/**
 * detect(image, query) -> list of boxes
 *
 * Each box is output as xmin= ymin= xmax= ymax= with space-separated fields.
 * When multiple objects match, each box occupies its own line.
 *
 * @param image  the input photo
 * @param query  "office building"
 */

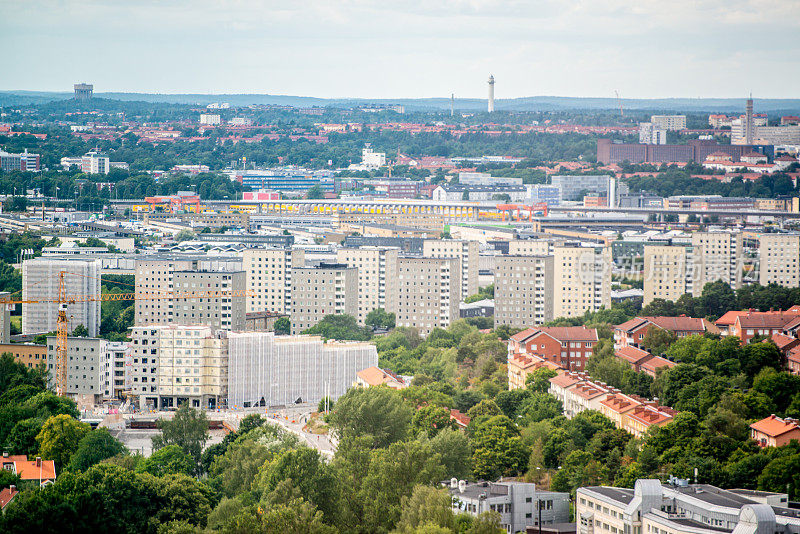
xmin=172 ymin=270 xmax=246 ymax=331
xmin=528 ymin=184 xmax=562 ymax=206
xmin=232 ymin=169 xmax=334 ymax=194
xmin=643 ymin=245 xmax=695 ymax=305
xmin=23 ymin=258 xmax=101 ymax=336
xmin=596 ymin=138 xmax=767 ymax=165
xmin=691 ymin=231 xmax=744 ymax=291
xmin=199 ymin=113 xmax=221 ymax=125
xmin=396 ymin=257 xmax=460 ymax=335
xmin=243 ymin=248 xmax=304 ymax=315
xmin=73 ymin=83 xmax=93 ymax=99
xmin=449 ymin=480 xmax=569 ymax=534
xmin=46 ymin=336 xmax=106 ymax=402
xmin=550 ymin=175 xmax=627 ymax=206
xmin=759 ymin=233 xmax=800 ymax=287
xmin=129 ymin=325 xmax=227 ymax=410
xmin=494 ymin=255 xmax=554 ymax=328
xmin=79 ymin=150 xmax=110 ymax=175
xmin=0 ymin=149 xmax=40 ymax=172
xmin=227 ymin=332 xmax=377 ymax=408
xmin=290 ymin=263 xmax=358 ymax=333
xmin=432 ymin=184 xmax=529 ymax=202
xmin=336 ymin=247 xmax=399 ymax=324
xmin=458 ymin=172 xmax=523 ymax=186
xmin=639 ymin=122 xmax=667 ymax=144
xmin=650 ymin=114 xmax=687 ymax=130
xmin=553 ymin=245 xmax=612 ymax=319
xmin=423 ymin=239 xmax=479 ymax=300
xmin=577 ymin=479 xmax=800 ymax=534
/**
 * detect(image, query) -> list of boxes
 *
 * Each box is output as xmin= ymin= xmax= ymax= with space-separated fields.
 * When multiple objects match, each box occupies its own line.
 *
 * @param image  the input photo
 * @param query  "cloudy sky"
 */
xmin=2 ymin=0 xmax=798 ymax=99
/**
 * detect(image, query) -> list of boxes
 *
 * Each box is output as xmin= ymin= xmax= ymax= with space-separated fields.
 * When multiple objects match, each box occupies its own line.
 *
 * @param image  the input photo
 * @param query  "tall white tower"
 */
xmin=488 ymin=75 xmax=495 ymax=113
xmin=745 ymin=93 xmax=754 ymax=145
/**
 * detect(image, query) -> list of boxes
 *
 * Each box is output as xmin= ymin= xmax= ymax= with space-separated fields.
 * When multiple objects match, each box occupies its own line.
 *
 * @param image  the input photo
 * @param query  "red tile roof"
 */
xmin=615 ymin=346 xmax=652 ymax=365
xmin=750 ymin=415 xmax=800 ymax=438
xmin=771 ymin=333 xmax=799 ymax=350
xmin=640 ymin=356 xmax=677 ymax=373
xmin=627 ymin=404 xmax=674 ymax=426
xmin=450 ymin=409 xmax=471 ymax=428
xmin=512 ymin=326 xmax=598 ymax=344
xmin=12 ymin=458 xmax=56 ymax=481
xmin=736 ymin=312 xmax=800 ymax=329
xmin=644 ymin=316 xmax=707 ymax=332
xmin=0 ymin=487 xmax=17 ymax=509
xmin=600 ymin=393 xmax=640 ymax=413
xmin=549 ymin=372 xmax=583 ymax=389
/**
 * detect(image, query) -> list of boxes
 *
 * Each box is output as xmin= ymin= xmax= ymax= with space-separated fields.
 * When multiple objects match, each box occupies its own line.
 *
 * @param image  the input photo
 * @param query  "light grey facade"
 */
xmin=550 ymin=175 xmax=628 ymax=205
xmin=46 ymin=336 xmax=106 ymax=402
xmin=448 ymin=480 xmax=570 ymax=534
xmin=290 ymin=263 xmax=358 ymax=333
xmin=494 ymin=255 xmax=554 ymax=328
xmin=172 ymin=270 xmax=246 ymax=331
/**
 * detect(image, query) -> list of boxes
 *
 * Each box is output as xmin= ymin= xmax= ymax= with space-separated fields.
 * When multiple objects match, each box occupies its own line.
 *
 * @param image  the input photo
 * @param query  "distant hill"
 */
xmin=2 ymin=90 xmax=800 ymax=114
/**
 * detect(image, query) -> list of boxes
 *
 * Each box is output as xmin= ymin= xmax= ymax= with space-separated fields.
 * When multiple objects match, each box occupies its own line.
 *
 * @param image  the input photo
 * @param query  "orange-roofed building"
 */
xmin=732 ymin=311 xmax=800 ymax=344
xmin=0 ymin=485 xmax=18 ymax=510
xmin=614 ymin=316 xmax=709 ymax=350
xmin=355 ymin=366 xmax=409 ymax=389
xmin=623 ymin=404 xmax=676 ymax=438
xmin=507 ymin=351 xmax=563 ymax=390
xmin=450 ymin=409 xmax=471 ymax=429
xmin=615 ymin=346 xmax=653 ymax=372
xmin=771 ymin=333 xmax=800 ymax=356
xmin=750 ymin=415 xmax=800 ymax=448
xmin=640 ymin=356 xmax=677 ymax=377
xmin=598 ymin=393 xmax=641 ymax=429
xmin=509 ymin=326 xmax=598 ymax=373
xmin=0 ymin=454 xmax=56 ymax=485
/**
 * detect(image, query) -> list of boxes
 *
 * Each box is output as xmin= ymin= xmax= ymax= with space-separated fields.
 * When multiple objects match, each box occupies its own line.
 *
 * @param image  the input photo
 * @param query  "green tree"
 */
xmin=411 ymin=405 xmax=456 ymax=438
xmin=525 ymin=368 xmax=558 ymax=393
xmin=152 ymin=405 xmax=209 ymax=474
xmin=395 ymin=485 xmax=455 ymax=533
xmin=641 ymin=327 xmax=677 ymax=355
xmin=472 ymin=415 xmax=530 ymax=479
xmin=136 ymin=444 xmax=195 ymax=477
xmin=306 ymin=185 xmax=326 ymax=199
xmin=35 ymin=414 xmax=91 ymax=470
xmin=302 ymin=314 xmax=372 ymax=341
xmin=274 ymin=316 xmax=291 ymax=335
xmin=329 ymin=386 xmax=413 ymax=448
xmin=174 ymin=229 xmax=196 ymax=242
xmin=67 ymin=428 xmax=126 ymax=472
xmin=366 ymin=308 xmax=396 ymax=330
xmin=758 ymin=453 xmax=800 ymax=500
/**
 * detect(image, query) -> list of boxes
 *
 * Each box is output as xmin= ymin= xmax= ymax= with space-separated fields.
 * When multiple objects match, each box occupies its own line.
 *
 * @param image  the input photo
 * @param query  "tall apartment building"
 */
xmin=423 ymin=239 xmax=479 ymax=300
xmin=227 ymin=332 xmax=378 ymax=408
xmin=135 ymin=258 xmax=195 ymax=326
xmin=290 ymin=263 xmax=358 ymax=334
xmin=130 ymin=325 xmax=227 ymax=410
xmin=650 ymin=114 xmax=687 ymax=130
xmin=508 ymin=239 xmax=554 ymax=256
xmin=243 ymin=248 xmax=305 ymax=314
xmin=336 ymin=247 xmax=399 ymax=324
xmin=553 ymin=245 xmax=611 ymax=319
xmin=639 ymin=122 xmax=667 ymax=144
xmin=759 ymin=233 xmax=800 ymax=287
xmin=692 ymin=231 xmax=744 ymax=291
xmin=23 ymin=258 xmax=101 ymax=336
xmin=172 ymin=270 xmax=246 ymax=331
xmin=101 ymin=341 xmax=131 ymax=399
xmin=396 ymin=257 xmax=460 ymax=335
xmin=494 ymin=255 xmax=554 ymax=328
xmin=46 ymin=336 xmax=106 ymax=403
xmin=643 ymin=245 xmax=694 ymax=305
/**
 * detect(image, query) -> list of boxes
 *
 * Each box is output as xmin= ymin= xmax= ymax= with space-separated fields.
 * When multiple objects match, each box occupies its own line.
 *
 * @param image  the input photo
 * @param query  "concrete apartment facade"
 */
xmin=172 ymin=270 xmax=246 ymax=331
xmin=643 ymin=245 xmax=695 ymax=305
xmin=23 ymin=258 xmax=101 ymax=336
xmin=0 ymin=343 xmax=47 ymax=369
xmin=494 ymin=255 xmax=554 ymax=328
xmin=243 ymin=248 xmax=305 ymax=314
xmin=759 ymin=233 xmax=800 ymax=287
xmin=336 ymin=247 xmax=399 ymax=324
xmin=102 ymin=341 xmax=131 ymax=399
xmin=692 ymin=231 xmax=744 ymax=291
xmin=396 ymin=257 xmax=460 ymax=335
xmin=553 ymin=245 xmax=612 ymax=319
xmin=46 ymin=336 xmax=106 ymax=402
xmin=290 ymin=263 xmax=358 ymax=333
xmin=135 ymin=259 xmax=195 ymax=326
xmin=508 ymin=239 xmax=555 ymax=256
xmin=423 ymin=239 xmax=479 ymax=300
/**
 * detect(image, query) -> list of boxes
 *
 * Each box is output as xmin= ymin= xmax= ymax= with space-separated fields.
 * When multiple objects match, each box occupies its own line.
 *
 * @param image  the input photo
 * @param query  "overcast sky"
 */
xmin=2 ymin=0 xmax=798 ymax=99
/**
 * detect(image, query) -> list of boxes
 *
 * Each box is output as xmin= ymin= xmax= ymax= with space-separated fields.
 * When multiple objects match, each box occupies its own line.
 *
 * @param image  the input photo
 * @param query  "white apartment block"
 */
xmin=243 ymin=248 xmax=305 ymax=314
xmin=691 ymin=231 xmax=744 ymax=290
xmin=130 ymin=325 xmax=227 ymax=410
xmin=227 ymin=332 xmax=377 ymax=408
xmin=577 ymin=480 xmax=799 ymax=534
xmin=643 ymin=245 xmax=695 ymax=305
xmin=23 ymin=258 xmax=101 ymax=336
xmin=396 ymin=257 xmax=460 ymax=336
xmin=81 ymin=150 xmax=110 ymax=175
xmin=650 ymin=114 xmax=687 ymax=130
xmin=639 ymin=123 xmax=667 ymax=145
xmin=423 ymin=239 xmax=479 ymax=300
xmin=336 ymin=247 xmax=399 ymax=324
xmin=290 ymin=263 xmax=358 ymax=334
xmin=199 ymin=113 xmax=221 ymax=125
xmin=172 ymin=270 xmax=246 ymax=331
xmin=494 ymin=255 xmax=554 ymax=328
xmin=46 ymin=336 xmax=106 ymax=403
xmin=135 ymin=259 xmax=195 ymax=326
xmin=759 ymin=233 xmax=800 ymax=288
xmin=102 ymin=341 xmax=131 ymax=399
xmin=553 ymin=245 xmax=612 ymax=319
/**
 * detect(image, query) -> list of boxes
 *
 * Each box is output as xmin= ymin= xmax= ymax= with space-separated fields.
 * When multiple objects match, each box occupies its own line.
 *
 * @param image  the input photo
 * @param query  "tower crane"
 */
xmin=0 ymin=271 xmax=251 ymax=396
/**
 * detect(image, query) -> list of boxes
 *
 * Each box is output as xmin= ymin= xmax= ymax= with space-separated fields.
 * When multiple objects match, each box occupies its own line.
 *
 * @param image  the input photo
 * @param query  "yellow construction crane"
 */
xmin=0 ymin=271 xmax=251 ymax=396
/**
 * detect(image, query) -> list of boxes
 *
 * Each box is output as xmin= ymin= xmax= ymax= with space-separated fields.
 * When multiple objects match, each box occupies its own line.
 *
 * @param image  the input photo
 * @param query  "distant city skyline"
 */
xmin=1 ymin=0 xmax=799 ymax=99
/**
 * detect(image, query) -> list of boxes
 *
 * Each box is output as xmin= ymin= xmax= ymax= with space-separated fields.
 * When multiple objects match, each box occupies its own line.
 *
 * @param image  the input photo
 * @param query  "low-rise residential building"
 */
xmin=509 ymin=326 xmax=598 ymax=374
xmin=749 ymin=414 xmax=800 ymax=448
xmin=614 ymin=316 xmax=711 ymax=350
xmin=0 ymin=343 xmax=47 ymax=369
xmin=355 ymin=366 xmax=409 ymax=389
xmin=0 ymin=454 xmax=56 ymax=486
xmin=614 ymin=346 xmax=676 ymax=377
xmin=448 ymin=480 xmax=570 ymax=534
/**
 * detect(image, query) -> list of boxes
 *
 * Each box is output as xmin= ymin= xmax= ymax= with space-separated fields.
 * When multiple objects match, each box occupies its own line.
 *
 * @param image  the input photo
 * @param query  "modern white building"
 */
xmin=639 ymin=122 xmax=667 ymax=145
xmin=361 ymin=146 xmax=386 ymax=168
xmin=227 ymin=332 xmax=377 ymax=408
xmin=650 ymin=115 xmax=687 ymax=130
xmin=199 ymin=113 xmax=221 ymax=125
xmin=23 ymin=258 xmax=102 ymax=336
xmin=80 ymin=150 xmax=110 ymax=175
xmin=458 ymin=172 xmax=522 ymax=186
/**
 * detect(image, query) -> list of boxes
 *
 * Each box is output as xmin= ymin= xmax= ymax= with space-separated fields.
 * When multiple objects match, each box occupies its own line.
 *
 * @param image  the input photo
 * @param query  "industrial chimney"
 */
xmin=488 ymin=75 xmax=495 ymax=113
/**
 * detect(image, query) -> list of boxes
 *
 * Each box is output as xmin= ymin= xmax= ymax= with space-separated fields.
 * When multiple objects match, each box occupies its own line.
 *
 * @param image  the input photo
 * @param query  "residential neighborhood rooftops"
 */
xmin=512 ymin=326 xmax=598 ymax=344
xmin=749 ymin=415 xmax=800 ymax=438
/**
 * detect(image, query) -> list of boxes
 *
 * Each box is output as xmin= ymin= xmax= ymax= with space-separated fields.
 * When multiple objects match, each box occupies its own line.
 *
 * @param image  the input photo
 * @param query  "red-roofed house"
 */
xmin=788 ymin=348 xmax=800 ymax=375
xmin=509 ymin=326 xmax=598 ymax=373
xmin=614 ymin=316 xmax=709 ymax=350
xmin=615 ymin=346 xmax=654 ymax=372
xmin=623 ymin=404 xmax=676 ymax=438
xmin=598 ymin=393 xmax=641 ymax=429
xmin=0 ymin=485 xmax=18 ymax=510
xmin=640 ymin=356 xmax=677 ymax=377
xmin=771 ymin=333 xmax=800 ymax=356
xmin=732 ymin=311 xmax=800 ymax=344
xmin=0 ymin=455 xmax=56 ymax=485
xmin=450 ymin=409 xmax=471 ymax=429
xmin=750 ymin=415 xmax=800 ymax=448
xmin=355 ymin=366 xmax=409 ymax=389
